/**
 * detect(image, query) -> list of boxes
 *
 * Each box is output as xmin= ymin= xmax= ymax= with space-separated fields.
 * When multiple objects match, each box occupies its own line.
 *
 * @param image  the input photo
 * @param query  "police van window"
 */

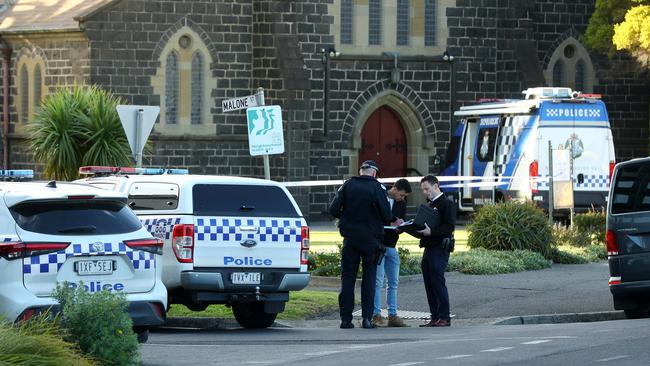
xmin=10 ymin=200 xmax=142 ymax=235
xmin=128 ymin=182 xmax=179 ymax=210
xmin=611 ymin=163 xmax=650 ymax=214
xmin=476 ymin=127 xmax=498 ymax=162
xmin=193 ymin=184 xmax=299 ymax=217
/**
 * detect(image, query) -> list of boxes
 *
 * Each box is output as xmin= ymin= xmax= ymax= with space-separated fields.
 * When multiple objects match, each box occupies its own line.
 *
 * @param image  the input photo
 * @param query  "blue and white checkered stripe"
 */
xmin=141 ymin=217 xmax=182 ymax=240
xmin=23 ymin=242 xmax=155 ymax=275
xmin=495 ymin=116 xmax=527 ymax=175
xmin=537 ymin=175 xmax=610 ymax=190
xmin=195 ymin=217 xmax=303 ymax=243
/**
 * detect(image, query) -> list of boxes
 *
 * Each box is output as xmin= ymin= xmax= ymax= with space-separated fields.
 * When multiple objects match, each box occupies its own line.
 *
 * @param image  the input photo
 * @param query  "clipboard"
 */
xmin=384 ymin=204 xmax=440 ymax=238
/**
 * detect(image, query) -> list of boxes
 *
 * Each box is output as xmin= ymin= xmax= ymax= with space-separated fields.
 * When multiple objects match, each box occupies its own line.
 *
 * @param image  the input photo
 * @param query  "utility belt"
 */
xmin=420 ymin=236 xmax=455 ymax=252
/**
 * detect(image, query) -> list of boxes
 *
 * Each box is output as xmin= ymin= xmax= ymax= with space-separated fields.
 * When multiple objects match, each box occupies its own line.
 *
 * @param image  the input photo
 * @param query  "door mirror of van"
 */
xmin=577 ymin=173 xmax=585 ymax=184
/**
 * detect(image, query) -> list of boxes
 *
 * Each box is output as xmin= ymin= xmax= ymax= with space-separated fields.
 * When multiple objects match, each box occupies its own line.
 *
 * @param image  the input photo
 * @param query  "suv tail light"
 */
xmin=609 ymin=161 xmax=616 ymax=184
xmin=172 ymin=224 xmax=194 ymax=263
xmin=0 ymin=242 xmax=70 ymax=260
xmin=124 ymin=238 xmax=163 ymax=255
xmin=529 ymin=160 xmax=539 ymax=194
xmin=606 ymin=229 xmax=619 ymax=256
xmin=300 ymin=226 xmax=310 ymax=266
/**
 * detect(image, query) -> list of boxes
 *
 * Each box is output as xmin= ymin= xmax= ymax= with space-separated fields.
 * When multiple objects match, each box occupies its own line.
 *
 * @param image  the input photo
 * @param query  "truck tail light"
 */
xmin=124 ymin=238 xmax=164 ymax=255
xmin=529 ymin=160 xmax=539 ymax=194
xmin=0 ymin=242 xmax=70 ymax=260
xmin=172 ymin=224 xmax=194 ymax=263
xmin=300 ymin=226 xmax=310 ymax=265
xmin=609 ymin=161 xmax=616 ymax=184
xmin=606 ymin=229 xmax=619 ymax=256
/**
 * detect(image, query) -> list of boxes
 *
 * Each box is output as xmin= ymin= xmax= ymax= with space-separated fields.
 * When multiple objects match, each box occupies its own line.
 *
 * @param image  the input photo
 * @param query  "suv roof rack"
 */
xmin=79 ymin=166 xmax=189 ymax=176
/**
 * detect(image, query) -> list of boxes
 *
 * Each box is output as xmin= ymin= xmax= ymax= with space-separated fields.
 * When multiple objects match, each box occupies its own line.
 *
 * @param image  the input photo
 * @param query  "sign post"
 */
xmin=221 ymin=88 xmax=282 ymax=180
xmin=116 ymin=105 xmax=160 ymax=168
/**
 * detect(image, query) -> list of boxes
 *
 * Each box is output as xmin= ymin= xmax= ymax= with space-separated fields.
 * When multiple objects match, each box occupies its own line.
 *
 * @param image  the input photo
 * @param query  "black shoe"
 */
xmin=362 ymin=318 xmax=376 ymax=329
xmin=340 ymin=320 xmax=354 ymax=329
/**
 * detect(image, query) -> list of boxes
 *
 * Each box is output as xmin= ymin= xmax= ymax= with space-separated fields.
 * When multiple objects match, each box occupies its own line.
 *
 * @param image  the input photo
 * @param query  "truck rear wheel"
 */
xmin=232 ymin=302 xmax=277 ymax=329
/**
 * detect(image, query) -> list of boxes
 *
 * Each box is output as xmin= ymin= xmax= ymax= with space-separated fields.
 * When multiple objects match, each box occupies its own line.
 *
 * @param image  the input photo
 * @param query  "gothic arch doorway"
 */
xmin=359 ymin=106 xmax=407 ymax=177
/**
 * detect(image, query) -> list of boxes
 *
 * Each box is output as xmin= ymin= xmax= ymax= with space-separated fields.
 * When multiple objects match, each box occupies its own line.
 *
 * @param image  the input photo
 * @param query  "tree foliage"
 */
xmin=585 ymin=0 xmax=650 ymax=60
xmin=28 ymin=85 xmax=132 ymax=180
xmin=613 ymin=4 xmax=650 ymax=62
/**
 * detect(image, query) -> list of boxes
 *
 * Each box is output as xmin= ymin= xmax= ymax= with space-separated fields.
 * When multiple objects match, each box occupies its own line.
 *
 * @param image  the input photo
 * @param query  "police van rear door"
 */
xmin=191 ymin=184 xmax=304 ymax=272
xmin=11 ymin=198 xmax=158 ymax=296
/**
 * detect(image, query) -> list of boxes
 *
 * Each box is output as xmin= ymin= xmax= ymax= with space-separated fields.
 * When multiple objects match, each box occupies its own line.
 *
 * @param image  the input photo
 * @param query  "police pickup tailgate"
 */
xmin=190 ymin=184 xmax=305 ymax=271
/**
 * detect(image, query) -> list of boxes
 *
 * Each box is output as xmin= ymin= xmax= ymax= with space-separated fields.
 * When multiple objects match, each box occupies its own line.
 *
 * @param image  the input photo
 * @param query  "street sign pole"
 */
xmin=548 ymin=140 xmax=554 ymax=225
xmin=256 ymin=87 xmax=270 ymax=180
xmin=135 ymin=108 xmax=144 ymax=168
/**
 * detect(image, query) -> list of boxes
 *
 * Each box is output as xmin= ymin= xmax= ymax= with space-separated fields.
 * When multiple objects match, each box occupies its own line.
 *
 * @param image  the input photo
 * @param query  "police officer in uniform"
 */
xmin=328 ymin=160 xmax=393 ymax=329
xmin=417 ymin=174 xmax=455 ymax=327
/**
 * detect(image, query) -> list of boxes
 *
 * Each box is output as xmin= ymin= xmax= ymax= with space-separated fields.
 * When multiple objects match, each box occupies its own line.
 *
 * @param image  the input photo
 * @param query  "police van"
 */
xmin=0 ymin=170 xmax=166 ymax=342
xmin=440 ymin=87 xmax=616 ymax=215
xmin=77 ymin=167 xmax=310 ymax=329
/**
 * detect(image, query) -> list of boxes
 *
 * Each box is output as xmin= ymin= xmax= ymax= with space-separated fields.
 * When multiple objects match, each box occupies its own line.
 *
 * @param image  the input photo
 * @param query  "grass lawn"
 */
xmin=310 ymin=229 xmax=469 ymax=254
xmin=167 ymin=290 xmax=339 ymax=320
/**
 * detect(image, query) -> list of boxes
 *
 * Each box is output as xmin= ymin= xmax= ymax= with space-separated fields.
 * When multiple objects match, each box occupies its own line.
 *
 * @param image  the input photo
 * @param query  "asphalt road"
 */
xmin=309 ymin=261 xmax=614 ymax=320
xmin=142 ymin=318 xmax=650 ymax=365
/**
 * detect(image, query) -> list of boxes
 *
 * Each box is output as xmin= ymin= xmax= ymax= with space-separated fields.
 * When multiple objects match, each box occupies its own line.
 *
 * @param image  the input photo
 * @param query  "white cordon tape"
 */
xmin=281 ymin=175 xmax=550 ymax=188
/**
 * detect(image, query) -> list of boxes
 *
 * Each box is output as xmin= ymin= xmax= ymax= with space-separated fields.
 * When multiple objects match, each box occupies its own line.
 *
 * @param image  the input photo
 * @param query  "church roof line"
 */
xmin=0 ymin=0 xmax=120 ymax=34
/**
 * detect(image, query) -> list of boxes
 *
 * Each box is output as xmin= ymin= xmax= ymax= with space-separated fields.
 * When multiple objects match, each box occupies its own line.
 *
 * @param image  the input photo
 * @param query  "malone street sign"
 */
xmin=221 ymin=95 xmax=259 ymax=112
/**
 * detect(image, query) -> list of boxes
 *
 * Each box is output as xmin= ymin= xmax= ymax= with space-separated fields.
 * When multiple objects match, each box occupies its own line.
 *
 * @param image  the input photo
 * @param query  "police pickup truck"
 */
xmin=77 ymin=167 xmax=310 ymax=328
xmin=0 ymin=170 xmax=166 ymax=342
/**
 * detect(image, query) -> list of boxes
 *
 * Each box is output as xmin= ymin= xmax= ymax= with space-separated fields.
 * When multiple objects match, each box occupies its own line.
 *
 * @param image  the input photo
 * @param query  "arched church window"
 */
xmin=191 ymin=51 xmax=203 ymax=125
xmin=165 ymin=51 xmax=179 ymax=125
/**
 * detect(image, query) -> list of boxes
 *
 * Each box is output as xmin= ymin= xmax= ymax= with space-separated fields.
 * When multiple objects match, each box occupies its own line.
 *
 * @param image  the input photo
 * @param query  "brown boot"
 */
xmin=387 ymin=315 xmax=410 ymax=327
xmin=372 ymin=314 xmax=386 ymax=327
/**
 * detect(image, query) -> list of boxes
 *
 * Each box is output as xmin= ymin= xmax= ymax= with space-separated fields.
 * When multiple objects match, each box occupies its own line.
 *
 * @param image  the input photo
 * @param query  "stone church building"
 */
xmin=0 ymin=0 xmax=648 ymax=219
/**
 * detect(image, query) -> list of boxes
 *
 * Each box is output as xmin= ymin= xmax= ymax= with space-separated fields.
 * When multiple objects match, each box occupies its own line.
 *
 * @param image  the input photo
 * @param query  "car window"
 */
xmin=10 ymin=199 xmax=143 ymax=235
xmin=475 ymin=127 xmax=498 ymax=162
xmin=128 ymin=182 xmax=179 ymax=210
xmin=192 ymin=184 xmax=299 ymax=217
xmin=611 ymin=163 xmax=650 ymax=214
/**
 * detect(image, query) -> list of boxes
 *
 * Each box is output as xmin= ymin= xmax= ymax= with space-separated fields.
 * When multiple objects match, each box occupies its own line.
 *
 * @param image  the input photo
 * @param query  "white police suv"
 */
xmin=77 ymin=166 xmax=310 ymax=329
xmin=0 ymin=170 xmax=167 ymax=341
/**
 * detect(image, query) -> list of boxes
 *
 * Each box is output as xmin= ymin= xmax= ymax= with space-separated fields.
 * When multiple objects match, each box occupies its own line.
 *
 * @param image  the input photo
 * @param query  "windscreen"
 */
xmin=193 ymin=184 xmax=300 ymax=217
xmin=611 ymin=163 xmax=650 ymax=214
xmin=10 ymin=199 xmax=143 ymax=235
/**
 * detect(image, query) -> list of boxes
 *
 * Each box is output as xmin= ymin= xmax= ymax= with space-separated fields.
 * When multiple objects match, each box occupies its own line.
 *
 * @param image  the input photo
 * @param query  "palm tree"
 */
xmin=29 ymin=85 xmax=132 ymax=180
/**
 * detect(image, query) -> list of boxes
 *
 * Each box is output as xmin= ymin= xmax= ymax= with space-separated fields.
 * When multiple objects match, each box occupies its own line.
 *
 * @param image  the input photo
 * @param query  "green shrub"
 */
xmin=54 ymin=285 xmax=140 ymax=366
xmin=308 ymin=249 xmax=342 ymax=277
xmin=553 ymin=223 xmax=591 ymax=248
xmin=573 ymin=209 xmax=606 ymax=245
xmin=0 ymin=315 xmax=94 ymax=365
xmin=447 ymin=248 xmax=551 ymax=275
xmin=550 ymin=248 xmax=589 ymax=264
xmin=585 ymin=243 xmax=607 ymax=260
xmin=467 ymin=201 xmax=554 ymax=258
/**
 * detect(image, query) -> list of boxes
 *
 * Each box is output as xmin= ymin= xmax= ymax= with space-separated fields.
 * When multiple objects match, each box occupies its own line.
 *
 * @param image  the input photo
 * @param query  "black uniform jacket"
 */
xmin=328 ymin=175 xmax=393 ymax=242
xmin=384 ymin=198 xmax=407 ymax=248
xmin=419 ymin=193 xmax=456 ymax=248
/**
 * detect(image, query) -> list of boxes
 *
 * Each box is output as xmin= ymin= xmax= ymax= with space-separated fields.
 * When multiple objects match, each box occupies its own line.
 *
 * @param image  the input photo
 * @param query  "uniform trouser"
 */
xmin=421 ymin=246 xmax=450 ymax=321
xmin=339 ymin=238 xmax=379 ymax=322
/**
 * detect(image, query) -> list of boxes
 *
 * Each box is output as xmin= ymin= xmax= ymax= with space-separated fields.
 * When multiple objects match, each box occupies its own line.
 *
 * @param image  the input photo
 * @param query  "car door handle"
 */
xmin=239 ymin=226 xmax=258 ymax=232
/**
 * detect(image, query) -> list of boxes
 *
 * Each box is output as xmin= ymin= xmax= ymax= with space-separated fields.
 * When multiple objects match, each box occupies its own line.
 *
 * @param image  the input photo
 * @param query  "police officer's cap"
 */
xmin=360 ymin=160 xmax=379 ymax=173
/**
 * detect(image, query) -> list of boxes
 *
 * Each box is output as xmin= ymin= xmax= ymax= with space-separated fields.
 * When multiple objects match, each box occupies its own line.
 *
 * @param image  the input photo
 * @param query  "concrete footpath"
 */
xmin=165 ymin=261 xmax=623 ymax=329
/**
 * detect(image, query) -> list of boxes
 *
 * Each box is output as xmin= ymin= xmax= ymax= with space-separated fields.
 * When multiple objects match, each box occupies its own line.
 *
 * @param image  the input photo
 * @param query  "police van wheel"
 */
xmin=135 ymin=329 xmax=149 ymax=343
xmin=232 ymin=302 xmax=277 ymax=329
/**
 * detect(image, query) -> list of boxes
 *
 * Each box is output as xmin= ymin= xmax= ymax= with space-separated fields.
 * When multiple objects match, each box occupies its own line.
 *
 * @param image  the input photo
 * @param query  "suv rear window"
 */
xmin=10 ymin=199 xmax=143 ymax=235
xmin=193 ymin=184 xmax=299 ymax=217
xmin=611 ymin=163 xmax=650 ymax=214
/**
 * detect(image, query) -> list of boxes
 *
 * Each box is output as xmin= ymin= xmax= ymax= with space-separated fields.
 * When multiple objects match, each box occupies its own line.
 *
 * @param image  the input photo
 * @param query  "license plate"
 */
xmin=76 ymin=260 xmax=114 ymax=276
xmin=231 ymin=272 xmax=261 ymax=285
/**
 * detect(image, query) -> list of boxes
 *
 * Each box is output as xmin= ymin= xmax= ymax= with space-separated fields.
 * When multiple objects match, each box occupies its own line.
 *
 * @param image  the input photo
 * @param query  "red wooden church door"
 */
xmin=359 ymin=106 xmax=407 ymax=177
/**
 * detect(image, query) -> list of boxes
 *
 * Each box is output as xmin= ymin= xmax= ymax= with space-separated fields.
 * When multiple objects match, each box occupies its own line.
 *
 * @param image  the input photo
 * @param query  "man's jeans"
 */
xmin=374 ymin=246 xmax=400 ymax=316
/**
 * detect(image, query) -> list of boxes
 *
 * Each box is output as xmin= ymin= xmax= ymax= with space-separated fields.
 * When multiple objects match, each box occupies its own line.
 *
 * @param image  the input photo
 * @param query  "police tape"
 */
xmin=281 ymin=175 xmax=550 ymax=188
